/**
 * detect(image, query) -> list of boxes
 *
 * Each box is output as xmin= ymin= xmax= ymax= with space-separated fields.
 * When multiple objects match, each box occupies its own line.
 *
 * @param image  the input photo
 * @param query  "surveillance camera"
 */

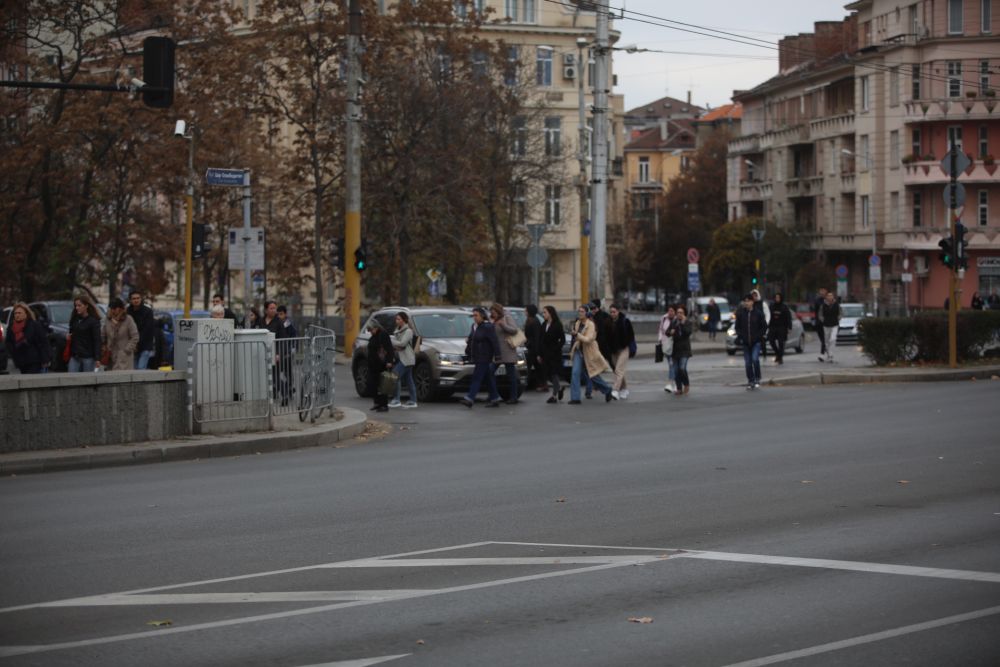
xmin=131 ymin=78 xmax=147 ymax=89
xmin=174 ymin=120 xmax=187 ymax=137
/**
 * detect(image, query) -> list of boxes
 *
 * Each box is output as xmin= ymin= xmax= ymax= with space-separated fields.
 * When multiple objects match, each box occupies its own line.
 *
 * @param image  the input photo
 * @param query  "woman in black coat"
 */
xmin=459 ymin=307 xmax=502 ymax=408
xmin=539 ymin=306 xmax=565 ymax=403
xmin=667 ymin=305 xmax=693 ymax=396
xmin=367 ymin=321 xmax=395 ymax=412
xmin=68 ymin=296 xmax=103 ymax=372
xmin=5 ymin=303 xmax=51 ymax=374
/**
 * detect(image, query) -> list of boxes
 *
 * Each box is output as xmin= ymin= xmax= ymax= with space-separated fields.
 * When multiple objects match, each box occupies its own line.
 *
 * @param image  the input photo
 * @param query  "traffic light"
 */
xmin=192 ymin=223 xmax=206 ymax=259
xmin=142 ymin=37 xmax=175 ymax=108
xmin=938 ymin=236 xmax=954 ymax=268
xmin=331 ymin=237 xmax=345 ymax=271
xmin=353 ymin=240 xmax=368 ymax=272
xmin=750 ymin=272 xmax=759 ymax=287
xmin=955 ymin=222 xmax=969 ymax=270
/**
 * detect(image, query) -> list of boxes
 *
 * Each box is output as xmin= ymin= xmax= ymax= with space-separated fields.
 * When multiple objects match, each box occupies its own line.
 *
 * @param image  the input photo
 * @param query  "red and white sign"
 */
xmin=687 ymin=247 xmax=700 ymax=264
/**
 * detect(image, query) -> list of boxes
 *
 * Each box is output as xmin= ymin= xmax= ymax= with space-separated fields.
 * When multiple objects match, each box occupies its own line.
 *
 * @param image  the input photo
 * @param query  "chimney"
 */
xmin=659 ymin=119 xmax=668 ymax=141
xmin=687 ymin=90 xmax=691 ymax=105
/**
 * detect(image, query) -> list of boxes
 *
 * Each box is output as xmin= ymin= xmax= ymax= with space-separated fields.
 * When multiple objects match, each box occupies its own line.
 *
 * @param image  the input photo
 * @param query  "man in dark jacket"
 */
xmin=590 ymin=299 xmax=614 ymax=369
xmin=127 ymin=290 xmax=157 ymax=370
xmin=460 ymin=307 xmax=502 ymax=408
xmin=735 ymin=293 xmax=767 ymax=389
xmin=813 ymin=287 xmax=828 ymax=357
xmin=264 ymin=300 xmax=294 ymax=405
xmin=523 ymin=304 xmax=545 ymax=391
xmin=212 ymin=293 xmax=240 ymax=324
xmin=767 ymin=292 xmax=793 ymax=364
xmin=706 ymin=299 xmax=721 ymax=340
xmin=818 ymin=291 xmax=841 ymax=363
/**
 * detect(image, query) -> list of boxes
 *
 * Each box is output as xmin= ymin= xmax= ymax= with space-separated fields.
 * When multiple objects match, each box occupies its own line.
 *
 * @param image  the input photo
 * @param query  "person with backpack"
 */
xmin=608 ymin=303 xmax=635 ymax=400
xmin=389 ymin=311 xmax=418 ymax=409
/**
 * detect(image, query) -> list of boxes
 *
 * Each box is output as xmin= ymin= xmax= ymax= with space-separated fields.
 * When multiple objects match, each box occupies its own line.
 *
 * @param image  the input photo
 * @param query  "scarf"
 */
xmin=12 ymin=319 xmax=26 ymax=345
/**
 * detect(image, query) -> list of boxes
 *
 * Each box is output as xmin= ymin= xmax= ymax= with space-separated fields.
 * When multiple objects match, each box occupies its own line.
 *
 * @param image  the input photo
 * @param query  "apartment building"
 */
xmin=729 ymin=1 xmax=1000 ymax=312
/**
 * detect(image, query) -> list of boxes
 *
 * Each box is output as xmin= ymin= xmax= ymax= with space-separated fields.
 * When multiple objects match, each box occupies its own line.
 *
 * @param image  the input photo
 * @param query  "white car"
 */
xmin=834 ymin=303 xmax=870 ymax=344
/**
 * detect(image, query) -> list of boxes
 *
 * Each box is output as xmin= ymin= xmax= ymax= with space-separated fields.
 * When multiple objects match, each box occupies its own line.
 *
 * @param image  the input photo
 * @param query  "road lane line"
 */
xmin=324 ymin=556 xmax=665 ymax=567
xmin=296 ymin=655 xmax=410 ymax=667
xmin=38 ymin=591 xmax=432 ymax=606
xmin=675 ymin=551 xmax=1000 ymax=584
xmin=0 ymin=561 xmax=645 ymax=657
xmin=718 ymin=605 xmax=1000 ymax=667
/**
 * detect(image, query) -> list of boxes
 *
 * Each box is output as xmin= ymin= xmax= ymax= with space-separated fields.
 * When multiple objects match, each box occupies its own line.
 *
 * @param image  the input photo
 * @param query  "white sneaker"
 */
xmin=387 ymin=400 xmax=402 ymax=408
xmin=664 ymin=383 xmax=675 ymax=394
xmin=402 ymin=402 xmax=417 ymax=409
xmin=620 ymin=389 xmax=629 ymax=400
xmin=753 ymin=382 xmax=761 ymax=389
xmin=611 ymin=390 xmax=620 ymax=400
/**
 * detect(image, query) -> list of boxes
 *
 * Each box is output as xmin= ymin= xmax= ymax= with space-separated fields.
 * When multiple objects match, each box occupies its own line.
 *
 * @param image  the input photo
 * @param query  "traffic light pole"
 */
xmin=948 ymin=146 xmax=958 ymax=369
xmin=343 ymin=0 xmax=363 ymax=356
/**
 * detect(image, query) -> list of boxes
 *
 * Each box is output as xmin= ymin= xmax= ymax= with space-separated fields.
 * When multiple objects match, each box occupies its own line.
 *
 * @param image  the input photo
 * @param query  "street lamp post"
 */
xmin=843 ymin=149 xmax=878 ymax=316
xmin=175 ymin=119 xmax=196 ymax=318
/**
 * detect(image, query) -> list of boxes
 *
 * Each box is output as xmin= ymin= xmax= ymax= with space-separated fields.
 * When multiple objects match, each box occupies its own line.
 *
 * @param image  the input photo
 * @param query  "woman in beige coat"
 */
xmin=102 ymin=298 xmax=139 ymax=371
xmin=489 ymin=302 xmax=521 ymax=404
xmin=568 ymin=306 xmax=615 ymax=404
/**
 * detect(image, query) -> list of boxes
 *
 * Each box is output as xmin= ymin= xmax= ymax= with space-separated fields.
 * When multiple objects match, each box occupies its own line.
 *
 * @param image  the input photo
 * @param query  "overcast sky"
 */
xmin=611 ymin=0 xmax=853 ymax=111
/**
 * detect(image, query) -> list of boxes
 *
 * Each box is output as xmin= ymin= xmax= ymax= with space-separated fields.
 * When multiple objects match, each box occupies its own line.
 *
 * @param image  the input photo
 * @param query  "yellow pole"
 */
xmin=344 ymin=211 xmax=361 ymax=354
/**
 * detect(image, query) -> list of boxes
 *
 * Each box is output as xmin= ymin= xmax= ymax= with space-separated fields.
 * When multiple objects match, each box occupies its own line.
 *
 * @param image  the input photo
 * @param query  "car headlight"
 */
xmin=439 ymin=353 xmax=465 ymax=365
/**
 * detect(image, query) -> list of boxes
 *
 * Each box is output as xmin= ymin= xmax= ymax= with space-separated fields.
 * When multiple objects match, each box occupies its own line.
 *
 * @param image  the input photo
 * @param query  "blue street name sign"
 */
xmin=687 ymin=272 xmax=701 ymax=292
xmin=205 ymin=168 xmax=246 ymax=187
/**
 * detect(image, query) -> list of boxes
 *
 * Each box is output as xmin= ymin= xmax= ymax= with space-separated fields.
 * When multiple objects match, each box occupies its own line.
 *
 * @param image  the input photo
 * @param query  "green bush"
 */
xmin=860 ymin=310 xmax=1000 ymax=365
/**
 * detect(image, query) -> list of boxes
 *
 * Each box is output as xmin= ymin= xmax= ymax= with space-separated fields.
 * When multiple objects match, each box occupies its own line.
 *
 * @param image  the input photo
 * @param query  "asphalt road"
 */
xmin=1 ymin=375 xmax=999 ymax=666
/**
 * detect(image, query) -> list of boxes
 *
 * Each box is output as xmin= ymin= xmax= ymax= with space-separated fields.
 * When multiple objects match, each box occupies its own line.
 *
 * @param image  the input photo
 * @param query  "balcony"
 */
xmin=902 ymin=159 xmax=1000 ymax=186
xmin=841 ymin=173 xmax=856 ymax=192
xmin=739 ymin=179 xmax=772 ymax=202
xmin=903 ymin=95 xmax=999 ymax=123
xmin=729 ymin=134 xmax=760 ymax=155
xmin=629 ymin=179 xmax=664 ymax=192
xmin=760 ymin=123 xmax=810 ymax=150
xmin=809 ymin=112 xmax=855 ymax=140
xmin=784 ymin=174 xmax=825 ymax=198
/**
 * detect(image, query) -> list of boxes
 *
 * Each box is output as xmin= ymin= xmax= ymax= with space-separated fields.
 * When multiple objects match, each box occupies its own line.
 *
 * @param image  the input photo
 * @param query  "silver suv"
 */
xmin=351 ymin=307 xmax=527 ymax=402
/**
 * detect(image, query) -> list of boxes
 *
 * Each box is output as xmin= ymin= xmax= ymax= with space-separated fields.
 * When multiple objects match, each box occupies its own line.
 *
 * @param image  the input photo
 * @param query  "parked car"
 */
xmin=351 ymin=307 xmax=527 ymax=402
xmin=726 ymin=316 xmax=805 ymax=355
xmin=690 ymin=296 xmax=733 ymax=332
xmin=835 ymin=303 xmax=870 ymax=344
xmin=29 ymin=300 xmax=107 ymax=372
xmin=154 ymin=309 xmax=210 ymax=368
xmin=793 ymin=302 xmax=816 ymax=329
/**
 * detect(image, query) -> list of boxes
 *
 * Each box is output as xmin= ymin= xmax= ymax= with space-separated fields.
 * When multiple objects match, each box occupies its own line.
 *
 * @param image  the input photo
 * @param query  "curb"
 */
xmin=0 ymin=407 xmax=369 ymax=476
xmin=769 ymin=367 xmax=1000 ymax=386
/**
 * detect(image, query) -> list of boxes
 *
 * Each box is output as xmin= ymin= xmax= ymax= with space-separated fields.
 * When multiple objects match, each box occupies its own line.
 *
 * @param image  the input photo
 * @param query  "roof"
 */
xmin=698 ymin=103 xmax=742 ymax=123
xmin=624 ymin=119 xmax=697 ymax=151
xmin=624 ymin=94 xmax=704 ymax=120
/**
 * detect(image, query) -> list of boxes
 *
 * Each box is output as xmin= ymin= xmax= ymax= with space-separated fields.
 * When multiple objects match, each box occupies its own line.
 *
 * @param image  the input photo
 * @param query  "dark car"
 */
xmin=351 ymin=306 xmax=527 ymax=402
xmin=29 ymin=301 xmax=107 ymax=372
xmin=154 ymin=309 xmax=210 ymax=369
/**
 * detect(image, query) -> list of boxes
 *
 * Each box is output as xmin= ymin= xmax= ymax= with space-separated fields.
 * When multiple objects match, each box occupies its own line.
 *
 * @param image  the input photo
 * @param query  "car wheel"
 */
xmin=413 ymin=361 xmax=435 ymax=403
xmin=352 ymin=357 xmax=373 ymax=398
xmin=795 ymin=334 xmax=804 ymax=354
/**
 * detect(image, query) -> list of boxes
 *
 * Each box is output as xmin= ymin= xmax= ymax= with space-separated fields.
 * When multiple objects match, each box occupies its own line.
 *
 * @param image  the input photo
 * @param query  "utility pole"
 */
xmin=576 ymin=37 xmax=590 ymax=308
xmin=344 ymin=0 xmax=363 ymax=354
xmin=183 ymin=123 xmax=196 ymax=318
xmin=948 ymin=143 xmax=959 ymax=368
xmin=590 ymin=0 xmax=610 ymax=301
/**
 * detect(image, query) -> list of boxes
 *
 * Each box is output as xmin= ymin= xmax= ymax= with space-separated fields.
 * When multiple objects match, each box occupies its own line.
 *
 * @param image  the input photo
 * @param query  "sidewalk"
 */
xmin=0 ymin=407 xmax=367 ymax=476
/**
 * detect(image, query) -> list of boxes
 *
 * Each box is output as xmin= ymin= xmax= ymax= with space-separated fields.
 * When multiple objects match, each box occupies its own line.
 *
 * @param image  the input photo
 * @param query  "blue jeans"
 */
xmin=465 ymin=361 xmax=500 ymax=402
xmin=68 ymin=356 xmax=95 ymax=373
xmin=393 ymin=362 xmax=417 ymax=403
xmin=743 ymin=342 xmax=761 ymax=384
xmin=490 ymin=362 xmax=520 ymax=401
xmin=571 ymin=351 xmax=610 ymax=401
xmin=135 ymin=349 xmax=154 ymax=370
xmin=673 ymin=355 xmax=690 ymax=389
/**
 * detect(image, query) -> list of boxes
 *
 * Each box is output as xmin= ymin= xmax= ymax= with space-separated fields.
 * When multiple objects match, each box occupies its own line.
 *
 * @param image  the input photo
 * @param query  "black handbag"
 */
xmin=654 ymin=343 xmax=664 ymax=364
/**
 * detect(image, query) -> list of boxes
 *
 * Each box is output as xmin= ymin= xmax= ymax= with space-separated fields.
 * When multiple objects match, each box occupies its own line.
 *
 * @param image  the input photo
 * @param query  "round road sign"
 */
xmin=869 ymin=255 xmax=881 ymax=267
xmin=687 ymin=247 xmax=700 ymax=264
xmin=835 ymin=264 xmax=848 ymax=278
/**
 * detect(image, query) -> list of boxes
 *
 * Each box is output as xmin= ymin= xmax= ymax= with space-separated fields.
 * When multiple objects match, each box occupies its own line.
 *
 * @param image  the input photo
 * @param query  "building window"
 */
xmin=980 ymin=190 xmax=989 ymax=226
xmin=981 ymin=126 xmax=990 ymax=158
xmin=543 ymin=117 xmax=561 ymax=156
xmin=544 ymin=185 xmax=561 ymax=225
xmin=912 ymin=128 xmax=922 ymax=157
xmin=505 ymin=0 xmax=536 ymax=23
xmin=860 ymin=135 xmax=870 ymax=170
xmin=982 ymin=60 xmax=991 ymax=94
xmin=539 ymin=267 xmax=554 ymax=295
xmin=983 ymin=0 xmax=992 ymax=33
xmin=861 ymin=195 xmax=870 ymax=230
xmin=860 ymin=76 xmax=871 ymax=111
xmin=638 ymin=156 xmax=650 ymax=182
xmin=949 ymin=0 xmax=964 ymax=34
xmin=511 ymin=116 xmax=527 ymax=156
xmin=891 ymin=191 xmax=900 ymax=229
xmin=504 ymin=0 xmax=518 ymax=21
xmin=912 ymin=64 xmax=921 ymax=100
xmin=913 ymin=191 xmax=922 ymax=227
xmin=890 ymin=67 xmax=900 ymax=106
xmin=890 ymin=131 xmax=900 ymax=166
xmin=471 ymin=50 xmax=488 ymax=78
xmin=513 ymin=181 xmax=526 ymax=225
xmin=504 ymin=46 xmax=519 ymax=87
xmin=536 ymin=47 xmax=553 ymax=86
xmin=947 ymin=125 xmax=963 ymax=152
xmin=948 ymin=61 xmax=963 ymax=97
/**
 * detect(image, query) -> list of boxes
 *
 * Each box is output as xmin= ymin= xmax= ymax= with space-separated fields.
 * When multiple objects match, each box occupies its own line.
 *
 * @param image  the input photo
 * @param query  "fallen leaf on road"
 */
xmin=555 ymin=497 xmax=567 ymax=503
xmin=416 ymin=639 xmax=425 ymax=645
xmin=800 ymin=480 xmax=815 ymax=484
xmin=628 ymin=617 xmax=654 ymax=624
xmin=400 ymin=426 xmax=410 ymax=431
xmin=897 ymin=480 xmax=910 ymax=484
xmin=146 ymin=620 xmax=172 ymax=627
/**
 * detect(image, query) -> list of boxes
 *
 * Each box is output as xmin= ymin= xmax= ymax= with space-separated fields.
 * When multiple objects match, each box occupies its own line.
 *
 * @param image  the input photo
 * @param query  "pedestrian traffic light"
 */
xmin=955 ymin=222 xmax=969 ymax=270
xmin=751 ymin=272 xmax=759 ymax=287
xmin=141 ymin=37 xmax=175 ymax=108
xmin=938 ymin=236 xmax=954 ymax=268
xmin=353 ymin=240 xmax=368 ymax=272
xmin=192 ymin=223 xmax=206 ymax=259
xmin=332 ymin=237 xmax=345 ymax=271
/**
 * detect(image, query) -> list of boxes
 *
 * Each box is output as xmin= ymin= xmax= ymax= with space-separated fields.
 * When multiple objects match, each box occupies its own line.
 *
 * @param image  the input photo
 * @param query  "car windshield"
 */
xmin=507 ymin=309 xmax=528 ymax=327
xmin=841 ymin=304 xmax=865 ymax=318
xmin=717 ymin=302 xmax=731 ymax=315
xmin=46 ymin=304 xmax=74 ymax=325
xmin=412 ymin=313 xmax=472 ymax=338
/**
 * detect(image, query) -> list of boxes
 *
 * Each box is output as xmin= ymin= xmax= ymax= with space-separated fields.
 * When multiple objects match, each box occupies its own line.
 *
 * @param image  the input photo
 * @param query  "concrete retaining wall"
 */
xmin=0 ymin=371 xmax=189 ymax=453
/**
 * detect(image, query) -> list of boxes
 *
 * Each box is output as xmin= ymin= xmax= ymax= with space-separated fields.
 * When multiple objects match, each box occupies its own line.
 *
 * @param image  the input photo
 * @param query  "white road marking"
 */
xmin=38 ymin=591 xmax=431 ymax=607
xmin=676 ymin=550 xmax=1000 ymax=584
xmin=297 ymin=655 xmax=410 ymax=667
xmin=324 ymin=556 xmax=665 ymax=568
xmin=719 ymin=605 xmax=1000 ymax=667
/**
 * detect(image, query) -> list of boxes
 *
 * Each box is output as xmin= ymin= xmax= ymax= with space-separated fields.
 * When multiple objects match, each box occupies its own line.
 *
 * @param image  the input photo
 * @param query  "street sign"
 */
xmin=835 ymin=264 xmax=848 ymax=278
xmin=426 ymin=268 xmax=442 ymax=282
xmin=901 ymin=272 xmax=913 ymax=283
xmin=429 ymin=280 xmax=440 ymax=297
xmin=942 ymin=183 xmax=966 ymax=208
xmin=869 ymin=265 xmax=882 ymax=281
xmin=687 ymin=247 xmax=700 ymax=264
xmin=836 ymin=279 xmax=848 ymax=299
xmin=527 ymin=224 xmax=546 ymax=243
xmin=939 ymin=147 xmax=972 ymax=177
xmin=869 ymin=254 xmax=881 ymax=266
xmin=751 ymin=228 xmax=766 ymax=242
xmin=229 ymin=227 xmax=265 ymax=272
xmin=205 ymin=168 xmax=247 ymax=187
xmin=687 ymin=272 xmax=701 ymax=292
xmin=526 ymin=246 xmax=548 ymax=268
xmin=582 ymin=219 xmax=591 ymax=237
xmin=688 ymin=263 xmax=699 ymax=274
